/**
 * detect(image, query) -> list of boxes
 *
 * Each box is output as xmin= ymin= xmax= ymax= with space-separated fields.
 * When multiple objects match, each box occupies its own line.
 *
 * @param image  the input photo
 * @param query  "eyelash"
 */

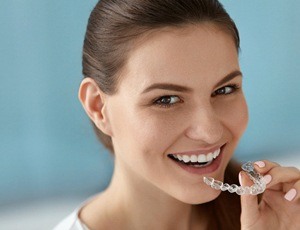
xmin=153 ymin=84 xmax=241 ymax=108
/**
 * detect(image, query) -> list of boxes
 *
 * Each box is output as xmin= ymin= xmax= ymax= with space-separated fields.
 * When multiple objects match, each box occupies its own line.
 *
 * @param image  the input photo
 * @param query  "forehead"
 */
xmin=120 ymin=24 xmax=239 ymax=92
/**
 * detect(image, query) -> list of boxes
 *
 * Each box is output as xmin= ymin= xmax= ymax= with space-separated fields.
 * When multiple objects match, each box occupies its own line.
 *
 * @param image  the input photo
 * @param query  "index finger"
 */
xmin=253 ymin=160 xmax=280 ymax=174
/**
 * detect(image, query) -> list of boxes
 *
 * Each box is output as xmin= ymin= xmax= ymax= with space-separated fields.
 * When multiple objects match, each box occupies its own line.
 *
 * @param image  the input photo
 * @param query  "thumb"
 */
xmin=239 ymin=171 xmax=260 ymax=227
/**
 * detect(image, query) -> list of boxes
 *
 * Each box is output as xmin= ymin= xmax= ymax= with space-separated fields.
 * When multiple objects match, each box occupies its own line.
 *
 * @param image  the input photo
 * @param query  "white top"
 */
xmin=53 ymin=196 xmax=97 ymax=230
xmin=53 ymin=210 xmax=90 ymax=230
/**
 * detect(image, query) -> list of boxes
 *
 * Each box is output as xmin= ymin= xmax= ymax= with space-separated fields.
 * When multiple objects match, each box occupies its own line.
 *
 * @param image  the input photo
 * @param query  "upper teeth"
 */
xmin=172 ymin=148 xmax=221 ymax=163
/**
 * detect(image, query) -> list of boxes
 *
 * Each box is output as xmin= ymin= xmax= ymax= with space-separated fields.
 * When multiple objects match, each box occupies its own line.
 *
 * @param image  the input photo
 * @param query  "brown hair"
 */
xmin=82 ymin=0 xmax=241 ymax=229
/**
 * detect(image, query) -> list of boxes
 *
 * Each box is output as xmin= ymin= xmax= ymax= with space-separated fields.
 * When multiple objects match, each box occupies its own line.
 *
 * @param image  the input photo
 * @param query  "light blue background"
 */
xmin=1 ymin=0 xmax=299 ymax=207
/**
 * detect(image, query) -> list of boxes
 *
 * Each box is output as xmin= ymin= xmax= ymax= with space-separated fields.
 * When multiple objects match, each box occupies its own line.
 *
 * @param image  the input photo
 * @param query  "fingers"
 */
xmin=263 ymin=167 xmax=300 ymax=188
xmin=239 ymin=171 xmax=260 ymax=227
xmin=284 ymin=180 xmax=300 ymax=202
xmin=253 ymin=160 xmax=300 ymax=203
xmin=254 ymin=160 xmax=299 ymax=185
xmin=253 ymin=160 xmax=280 ymax=173
xmin=240 ymin=160 xmax=300 ymax=229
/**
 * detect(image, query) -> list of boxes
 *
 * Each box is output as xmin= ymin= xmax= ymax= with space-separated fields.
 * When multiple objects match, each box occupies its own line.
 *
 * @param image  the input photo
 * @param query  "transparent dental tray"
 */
xmin=203 ymin=161 xmax=266 ymax=195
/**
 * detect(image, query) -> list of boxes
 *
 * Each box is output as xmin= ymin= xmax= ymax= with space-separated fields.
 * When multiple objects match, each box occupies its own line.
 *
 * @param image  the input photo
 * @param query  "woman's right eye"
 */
xmin=153 ymin=95 xmax=182 ymax=108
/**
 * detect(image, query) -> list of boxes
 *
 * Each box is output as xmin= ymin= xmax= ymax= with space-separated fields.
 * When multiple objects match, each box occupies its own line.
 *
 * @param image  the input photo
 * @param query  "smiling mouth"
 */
xmin=167 ymin=146 xmax=223 ymax=168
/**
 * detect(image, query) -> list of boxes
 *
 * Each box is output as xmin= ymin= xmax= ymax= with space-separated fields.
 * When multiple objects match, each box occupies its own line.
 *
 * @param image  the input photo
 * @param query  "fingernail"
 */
xmin=284 ymin=188 xmax=297 ymax=201
xmin=263 ymin=174 xmax=272 ymax=184
xmin=254 ymin=161 xmax=265 ymax=168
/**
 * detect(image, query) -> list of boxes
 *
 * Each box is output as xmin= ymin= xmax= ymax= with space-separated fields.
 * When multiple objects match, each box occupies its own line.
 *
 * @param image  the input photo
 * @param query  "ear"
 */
xmin=78 ymin=77 xmax=113 ymax=137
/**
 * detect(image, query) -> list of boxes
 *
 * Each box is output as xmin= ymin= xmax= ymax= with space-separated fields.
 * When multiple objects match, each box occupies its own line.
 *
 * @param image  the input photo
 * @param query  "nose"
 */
xmin=185 ymin=107 xmax=224 ymax=145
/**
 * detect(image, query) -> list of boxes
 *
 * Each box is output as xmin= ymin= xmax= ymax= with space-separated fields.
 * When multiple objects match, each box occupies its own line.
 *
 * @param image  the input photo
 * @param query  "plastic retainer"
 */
xmin=203 ymin=161 xmax=266 ymax=195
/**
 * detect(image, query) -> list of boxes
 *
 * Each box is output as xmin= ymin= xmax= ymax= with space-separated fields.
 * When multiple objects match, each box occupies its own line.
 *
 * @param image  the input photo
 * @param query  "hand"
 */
xmin=239 ymin=160 xmax=300 ymax=230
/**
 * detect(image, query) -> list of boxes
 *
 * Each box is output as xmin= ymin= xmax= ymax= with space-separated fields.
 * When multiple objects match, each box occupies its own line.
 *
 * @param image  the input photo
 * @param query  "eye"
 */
xmin=212 ymin=84 xmax=240 ymax=97
xmin=153 ymin=95 xmax=182 ymax=108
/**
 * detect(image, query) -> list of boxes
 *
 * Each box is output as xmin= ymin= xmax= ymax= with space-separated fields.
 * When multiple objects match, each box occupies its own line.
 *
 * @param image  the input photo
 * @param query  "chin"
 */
xmin=176 ymin=188 xmax=222 ymax=205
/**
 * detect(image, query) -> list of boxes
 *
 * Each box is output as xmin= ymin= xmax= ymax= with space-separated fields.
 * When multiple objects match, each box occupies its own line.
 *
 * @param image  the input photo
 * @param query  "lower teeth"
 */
xmin=190 ymin=160 xmax=213 ymax=167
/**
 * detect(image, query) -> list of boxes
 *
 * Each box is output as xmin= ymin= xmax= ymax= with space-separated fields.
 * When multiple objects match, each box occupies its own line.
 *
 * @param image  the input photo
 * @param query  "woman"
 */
xmin=54 ymin=0 xmax=300 ymax=229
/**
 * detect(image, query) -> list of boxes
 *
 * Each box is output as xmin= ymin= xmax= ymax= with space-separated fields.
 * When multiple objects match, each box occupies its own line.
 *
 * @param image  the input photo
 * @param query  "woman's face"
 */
xmin=105 ymin=24 xmax=248 ymax=204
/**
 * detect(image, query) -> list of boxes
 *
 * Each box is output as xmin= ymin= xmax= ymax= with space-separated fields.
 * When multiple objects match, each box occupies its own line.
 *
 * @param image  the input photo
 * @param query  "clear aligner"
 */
xmin=203 ymin=161 xmax=266 ymax=196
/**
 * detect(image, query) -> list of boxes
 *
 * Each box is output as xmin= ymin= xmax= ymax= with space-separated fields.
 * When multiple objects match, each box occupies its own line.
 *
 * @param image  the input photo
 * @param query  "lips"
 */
xmin=168 ymin=144 xmax=226 ymax=175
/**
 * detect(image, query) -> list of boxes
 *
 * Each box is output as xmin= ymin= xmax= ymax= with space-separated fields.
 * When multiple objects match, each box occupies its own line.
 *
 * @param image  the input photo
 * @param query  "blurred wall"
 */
xmin=0 ymin=0 xmax=299 ymax=207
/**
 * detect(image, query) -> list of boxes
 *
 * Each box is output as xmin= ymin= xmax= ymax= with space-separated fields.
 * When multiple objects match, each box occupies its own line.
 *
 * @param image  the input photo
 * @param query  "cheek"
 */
xmin=129 ymin=111 xmax=178 ymax=152
xmin=110 ymin=102 xmax=177 ymax=156
xmin=217 ymin=95 xmax=249 ymax=137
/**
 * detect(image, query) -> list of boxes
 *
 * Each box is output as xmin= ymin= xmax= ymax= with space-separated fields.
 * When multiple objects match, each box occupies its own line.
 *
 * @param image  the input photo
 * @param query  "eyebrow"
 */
xmin=141 ymin=70 xmax=243 ymax=94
